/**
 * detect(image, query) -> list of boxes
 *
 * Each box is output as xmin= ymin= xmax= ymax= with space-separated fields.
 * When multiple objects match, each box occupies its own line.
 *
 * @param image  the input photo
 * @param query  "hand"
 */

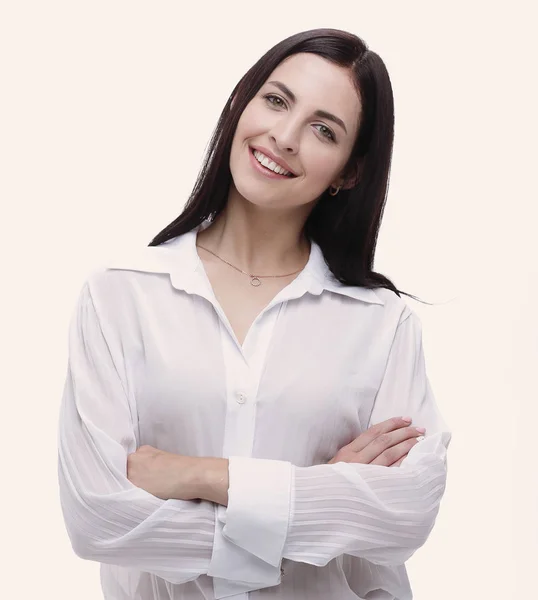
xmin=328 ymin=417 xmax=425 ymax=467
xmin=126 ymin=445 xmax=202 ymax=501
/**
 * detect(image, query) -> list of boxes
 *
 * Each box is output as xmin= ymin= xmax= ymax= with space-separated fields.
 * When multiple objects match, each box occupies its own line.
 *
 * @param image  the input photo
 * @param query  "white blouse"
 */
xmin=57 ymin=218 xmax=451 ymax=600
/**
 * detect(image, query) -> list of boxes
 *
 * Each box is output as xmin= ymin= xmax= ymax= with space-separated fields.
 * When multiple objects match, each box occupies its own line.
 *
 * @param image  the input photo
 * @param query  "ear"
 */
xmin=332 ymin=160 xmax=364 ymax=191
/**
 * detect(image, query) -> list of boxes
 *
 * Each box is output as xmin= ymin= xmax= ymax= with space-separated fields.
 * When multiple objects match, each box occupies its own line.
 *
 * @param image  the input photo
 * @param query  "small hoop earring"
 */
xmin=329 ymin=185 xmax=341 ymax=196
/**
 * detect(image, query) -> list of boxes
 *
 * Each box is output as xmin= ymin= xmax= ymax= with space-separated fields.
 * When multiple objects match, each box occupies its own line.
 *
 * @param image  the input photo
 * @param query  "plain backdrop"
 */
xmin=2 ymin=1 xmax=537 ymax=599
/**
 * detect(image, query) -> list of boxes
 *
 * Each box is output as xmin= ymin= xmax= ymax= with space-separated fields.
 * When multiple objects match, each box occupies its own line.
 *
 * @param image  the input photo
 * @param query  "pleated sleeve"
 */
xmin=57 ymin=280 xmax=216 ymax=584
xmin=215 ymin=307 xmax=451 ymax=575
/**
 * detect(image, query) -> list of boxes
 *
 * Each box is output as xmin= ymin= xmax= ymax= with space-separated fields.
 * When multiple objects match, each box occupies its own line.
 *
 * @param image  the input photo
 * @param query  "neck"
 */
xmin=196 ymin=188 xmax=314 ymax=276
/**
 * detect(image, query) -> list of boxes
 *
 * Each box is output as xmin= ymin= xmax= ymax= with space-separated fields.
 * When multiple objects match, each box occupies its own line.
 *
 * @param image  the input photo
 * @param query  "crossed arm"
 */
xmin=126 ymin=408 xmax=429 ymax=508
xmin=58 ymin=282 xmax=450 ymax=595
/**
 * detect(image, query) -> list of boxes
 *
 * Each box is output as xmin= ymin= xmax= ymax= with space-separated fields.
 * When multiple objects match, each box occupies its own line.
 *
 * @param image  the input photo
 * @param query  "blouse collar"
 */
xmin=106 ymin=218 xmax=384 ymax=306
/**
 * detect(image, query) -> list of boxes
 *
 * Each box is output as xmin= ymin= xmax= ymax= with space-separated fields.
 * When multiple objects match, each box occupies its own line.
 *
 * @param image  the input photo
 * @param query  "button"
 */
xmin=236 ymin=392 xmax=247 ymax=404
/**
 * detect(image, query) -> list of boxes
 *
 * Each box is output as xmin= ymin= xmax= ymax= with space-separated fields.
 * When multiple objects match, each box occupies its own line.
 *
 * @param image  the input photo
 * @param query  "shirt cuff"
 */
xmin=220 ymin=456 xmax=293 ymax=567
xmin=207 ymin=503 xmax=283 ymax=598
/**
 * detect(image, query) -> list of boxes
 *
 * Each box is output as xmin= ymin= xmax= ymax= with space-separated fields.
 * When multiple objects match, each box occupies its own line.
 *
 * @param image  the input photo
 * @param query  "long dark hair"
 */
xmin=149 ymin=28 xmax=427 ymax=303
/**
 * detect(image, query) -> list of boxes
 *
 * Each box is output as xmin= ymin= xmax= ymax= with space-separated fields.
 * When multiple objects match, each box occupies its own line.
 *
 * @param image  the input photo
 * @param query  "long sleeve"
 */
xmin=57 ymin=281 xmax=216 ymax=584
xmin=215 ymin=307 xmax=451 ymax=576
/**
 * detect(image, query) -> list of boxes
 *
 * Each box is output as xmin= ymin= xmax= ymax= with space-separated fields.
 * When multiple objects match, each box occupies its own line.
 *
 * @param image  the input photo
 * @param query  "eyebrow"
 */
xmin=267 ymin=80 xmax=348 ymax=134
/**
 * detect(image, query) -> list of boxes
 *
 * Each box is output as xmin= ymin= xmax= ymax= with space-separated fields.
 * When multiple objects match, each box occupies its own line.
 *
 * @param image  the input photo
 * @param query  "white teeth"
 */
xmin=253 ymin=150 xmax=292 ymax=176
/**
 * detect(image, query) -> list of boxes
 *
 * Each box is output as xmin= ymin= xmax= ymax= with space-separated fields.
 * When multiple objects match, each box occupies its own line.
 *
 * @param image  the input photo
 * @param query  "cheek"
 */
xmin=304 ymin=150 xmax=343 ymax=185
xmin=235 ymin=104 xmax=265 ymax=138
xmin=229 ymin=125 xmax=249 ymax=167
xmin=230 ymin=110 xmax=260 ymax=162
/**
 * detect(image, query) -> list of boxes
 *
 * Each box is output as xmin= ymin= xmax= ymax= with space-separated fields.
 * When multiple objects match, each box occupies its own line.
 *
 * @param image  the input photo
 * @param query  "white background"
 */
xmin=2 ymin=1 xmax=537 ymax=598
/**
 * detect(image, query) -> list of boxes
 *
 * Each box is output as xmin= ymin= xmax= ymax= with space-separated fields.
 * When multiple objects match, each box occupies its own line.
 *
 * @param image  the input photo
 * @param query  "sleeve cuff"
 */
xmin=401 ymin=430 xmax=451 ymax=466
xmin=221 ymin=456 xmax=293 ymax=567
xmin=208 ymin=504 xmax=282 ymax=598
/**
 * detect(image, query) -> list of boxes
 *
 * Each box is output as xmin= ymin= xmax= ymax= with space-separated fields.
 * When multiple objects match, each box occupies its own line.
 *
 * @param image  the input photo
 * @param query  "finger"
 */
xmin=390 ymin=436 xmax=426 ymax=467
xmin=388 ymin=439 xmax=424 ymax=468
xmin=369 ymin=436 xmax=421 ymax=467
xmin=354 ymin=425 xmax=425 ymax=464
xmin=348 ymin=416 xmax=415 ymax=453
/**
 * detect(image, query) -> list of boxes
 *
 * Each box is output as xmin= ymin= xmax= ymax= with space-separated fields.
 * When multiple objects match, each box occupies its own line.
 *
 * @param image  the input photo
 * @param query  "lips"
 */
xmin=249 ymin=145 xmax=298 ymax=177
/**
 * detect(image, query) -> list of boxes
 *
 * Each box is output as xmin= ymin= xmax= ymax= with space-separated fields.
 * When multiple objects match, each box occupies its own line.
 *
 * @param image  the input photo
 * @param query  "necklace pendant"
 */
xmin=250 ymin=276 xmax=262 ymax=287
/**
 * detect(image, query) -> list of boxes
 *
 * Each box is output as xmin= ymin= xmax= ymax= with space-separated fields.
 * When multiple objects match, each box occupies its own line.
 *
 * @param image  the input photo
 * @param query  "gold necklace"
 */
xmin=196 ymin=244 xmax=307 ymax=287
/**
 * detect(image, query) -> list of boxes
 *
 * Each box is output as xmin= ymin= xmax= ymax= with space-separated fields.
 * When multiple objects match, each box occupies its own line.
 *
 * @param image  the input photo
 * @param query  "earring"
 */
xmin=329 ymin=185 xmax=341 ymax=196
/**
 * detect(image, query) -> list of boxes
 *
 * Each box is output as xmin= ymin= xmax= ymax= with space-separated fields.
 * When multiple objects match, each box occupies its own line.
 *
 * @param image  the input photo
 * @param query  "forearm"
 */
xmin=219 ymin=440 xmax=449 ymax=569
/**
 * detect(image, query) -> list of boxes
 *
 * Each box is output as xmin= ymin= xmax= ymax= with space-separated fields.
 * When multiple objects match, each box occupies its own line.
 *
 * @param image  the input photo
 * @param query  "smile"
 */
xmin=249 ymin=147 xmax=297 ymax=178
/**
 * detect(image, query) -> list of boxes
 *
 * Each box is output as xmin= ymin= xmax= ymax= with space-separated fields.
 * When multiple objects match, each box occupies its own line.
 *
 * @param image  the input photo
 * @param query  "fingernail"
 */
xmin=416 ymin=435 xmax=425 ymax=442
xmin=402 ymin=416 xmax=412 ymax=423
xmin=416 ymin=427 xmax=426 ymax=434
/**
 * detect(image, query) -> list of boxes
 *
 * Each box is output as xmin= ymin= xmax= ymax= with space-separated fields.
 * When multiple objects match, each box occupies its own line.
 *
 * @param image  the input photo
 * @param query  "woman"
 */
xmin=58 ymin=28 xmax=451 ymax=600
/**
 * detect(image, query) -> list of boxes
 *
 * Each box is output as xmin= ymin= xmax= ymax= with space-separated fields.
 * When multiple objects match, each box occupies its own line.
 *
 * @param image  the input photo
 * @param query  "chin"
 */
xmin=233 ymin=182 xmax=288 ymax=211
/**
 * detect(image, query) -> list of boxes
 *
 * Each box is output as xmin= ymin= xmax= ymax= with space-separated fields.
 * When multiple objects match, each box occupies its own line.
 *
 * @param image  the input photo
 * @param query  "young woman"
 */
xmin=58 ymin=28 xmax=451 ymax=600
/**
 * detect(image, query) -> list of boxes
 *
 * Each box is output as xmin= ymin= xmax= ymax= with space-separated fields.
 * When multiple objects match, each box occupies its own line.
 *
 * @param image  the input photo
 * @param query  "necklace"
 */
xmin=196 ymin=244 xmax=308 ymax=287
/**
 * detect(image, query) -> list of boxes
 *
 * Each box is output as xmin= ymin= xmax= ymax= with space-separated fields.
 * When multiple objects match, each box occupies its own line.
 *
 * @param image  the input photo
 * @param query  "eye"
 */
xmin=313 ymin=124 xmax=336 ymax=142
xmin=263 ymin=93 xmax=286 ymax=108
xmin=263 ymin=93 xmax=336 ymax=142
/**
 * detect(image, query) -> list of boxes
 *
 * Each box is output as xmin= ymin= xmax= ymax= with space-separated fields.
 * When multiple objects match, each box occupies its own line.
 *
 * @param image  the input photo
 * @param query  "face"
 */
xmin=228 ymin=52 xmax=362 ymax=211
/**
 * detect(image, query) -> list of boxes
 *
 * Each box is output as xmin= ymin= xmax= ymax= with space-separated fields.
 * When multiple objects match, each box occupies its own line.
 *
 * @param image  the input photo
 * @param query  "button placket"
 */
xmin=209 ymin=307 xmax=286 ymax=599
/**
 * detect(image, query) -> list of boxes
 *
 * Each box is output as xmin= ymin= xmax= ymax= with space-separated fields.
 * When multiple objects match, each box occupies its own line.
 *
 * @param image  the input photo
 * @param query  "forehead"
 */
xmin=264 ymin=53 xmax=362 ymax=130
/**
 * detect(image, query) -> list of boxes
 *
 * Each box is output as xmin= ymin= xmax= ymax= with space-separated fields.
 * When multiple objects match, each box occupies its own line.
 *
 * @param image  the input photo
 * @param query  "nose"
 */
xmin=269 ymin=117 xmax=300 ymax=156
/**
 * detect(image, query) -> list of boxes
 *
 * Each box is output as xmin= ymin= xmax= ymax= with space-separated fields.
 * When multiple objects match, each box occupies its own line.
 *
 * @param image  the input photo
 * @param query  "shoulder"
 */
xmin=84 ymin=243 xmax=180 ymax=292
xmin=75 ymin=245 xmax=168 ymax=313
xmin=346 ymin=285 xmax=422 ymax=342
xmin=369 ymin=286 xmax=416 ymax=324
xmin=370 ymin=288 xmax=428 ymax=351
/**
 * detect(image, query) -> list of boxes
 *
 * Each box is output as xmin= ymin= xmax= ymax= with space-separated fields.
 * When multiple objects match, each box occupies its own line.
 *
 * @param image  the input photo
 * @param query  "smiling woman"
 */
xmin=148 ymin=27 xmax=407 ymax=296
xmin=225 ymin=52 xmax=364 ymax=220
xmin=58 ymin=27 xmax=451 ymax=600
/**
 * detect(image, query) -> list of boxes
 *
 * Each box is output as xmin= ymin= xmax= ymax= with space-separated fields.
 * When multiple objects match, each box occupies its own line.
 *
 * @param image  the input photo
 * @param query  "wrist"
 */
xmin=195 ymin=457 xmax=229 ymax=506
